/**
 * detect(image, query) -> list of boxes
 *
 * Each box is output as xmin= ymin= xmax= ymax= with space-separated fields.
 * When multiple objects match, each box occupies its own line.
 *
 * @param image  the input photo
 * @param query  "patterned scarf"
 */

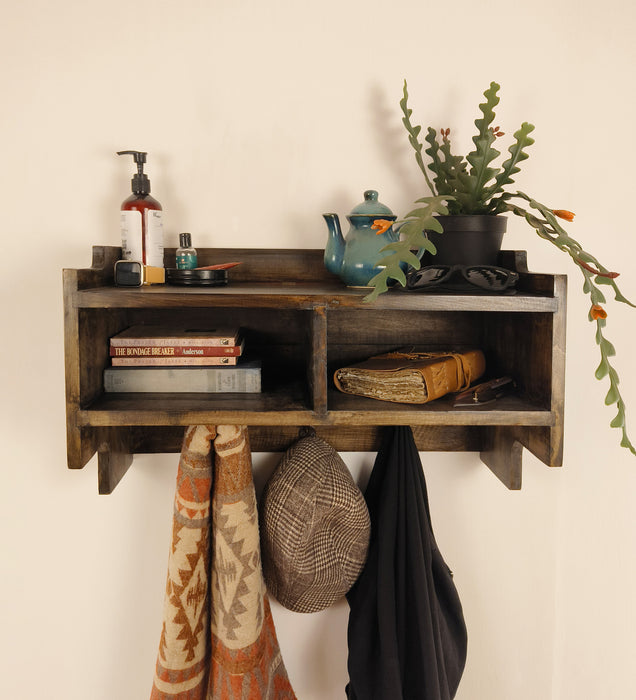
xmin=150 ymin=425 xmax=297 ymax=700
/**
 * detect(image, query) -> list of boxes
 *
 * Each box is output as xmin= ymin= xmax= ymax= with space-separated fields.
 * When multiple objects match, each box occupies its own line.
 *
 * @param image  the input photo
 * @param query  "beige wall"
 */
xmin=2 ymin=0 xmax=636 ymax=697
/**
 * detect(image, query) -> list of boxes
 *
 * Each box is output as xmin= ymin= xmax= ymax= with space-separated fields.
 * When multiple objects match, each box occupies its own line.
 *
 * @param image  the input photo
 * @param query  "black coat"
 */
xmin=346 ymin=426 xmax=468 ymax=699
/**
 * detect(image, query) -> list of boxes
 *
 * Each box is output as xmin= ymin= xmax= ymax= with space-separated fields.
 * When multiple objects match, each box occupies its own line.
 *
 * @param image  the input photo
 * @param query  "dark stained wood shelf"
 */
xmin=78 ymin=384 xmax=314 ymax=427
xmin=64 ymin=246 xmax=566 ymax=493
xmin=80 ymin=392 xmax=554 ymax=428
xmin=74 ymin=282 xmax=559 ymax=313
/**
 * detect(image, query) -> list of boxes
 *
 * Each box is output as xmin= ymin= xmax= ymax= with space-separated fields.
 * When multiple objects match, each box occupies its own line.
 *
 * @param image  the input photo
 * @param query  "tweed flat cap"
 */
xmin=260 ymin=431 xmax=371 ymax=613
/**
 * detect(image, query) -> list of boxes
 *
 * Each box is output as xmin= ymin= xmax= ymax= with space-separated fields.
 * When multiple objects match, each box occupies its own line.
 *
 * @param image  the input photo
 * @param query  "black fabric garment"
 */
xmin=345 ymin=426 xmax=468 ymax=699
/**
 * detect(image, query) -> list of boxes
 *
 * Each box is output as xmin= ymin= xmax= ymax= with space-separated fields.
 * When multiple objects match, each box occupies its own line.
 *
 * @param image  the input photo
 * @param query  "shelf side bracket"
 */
xmin=480 ymin=426 xmax=525 ymax=489
xmin=97 ymin=428 xmax=134 ymax=494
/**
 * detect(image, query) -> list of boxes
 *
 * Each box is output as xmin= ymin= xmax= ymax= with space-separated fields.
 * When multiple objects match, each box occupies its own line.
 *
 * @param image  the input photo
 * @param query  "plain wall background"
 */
xmin=2 ymin=1 xmax=635 ymax=698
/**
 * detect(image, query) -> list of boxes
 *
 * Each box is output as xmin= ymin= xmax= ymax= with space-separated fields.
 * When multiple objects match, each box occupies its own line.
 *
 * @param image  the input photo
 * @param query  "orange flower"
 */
xmin=371 ymin=219 xmax=393 ymax=235
xmin=553 ymin=209 xmax=575 ymax=222
xmin=590 ymin=304 xmax=607 ymax=320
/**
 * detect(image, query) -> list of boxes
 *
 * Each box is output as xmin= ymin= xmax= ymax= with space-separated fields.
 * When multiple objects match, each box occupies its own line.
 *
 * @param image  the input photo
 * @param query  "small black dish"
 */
xmin=165 ymin=268 xmax=229 ymax=287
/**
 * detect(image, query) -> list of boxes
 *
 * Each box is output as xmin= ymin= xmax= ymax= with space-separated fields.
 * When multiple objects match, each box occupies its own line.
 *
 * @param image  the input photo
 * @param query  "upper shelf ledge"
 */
xmin=66 ymin=246 xmax=563 ymax=312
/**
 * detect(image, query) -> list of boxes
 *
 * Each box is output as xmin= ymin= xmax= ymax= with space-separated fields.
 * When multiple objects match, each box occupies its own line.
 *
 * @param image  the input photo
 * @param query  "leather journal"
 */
xmin=333 ymin=349 xmax=486 ymax=404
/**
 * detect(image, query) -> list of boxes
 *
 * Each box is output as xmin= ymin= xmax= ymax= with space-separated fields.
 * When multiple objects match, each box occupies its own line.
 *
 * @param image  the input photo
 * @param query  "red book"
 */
xmin=110 ymin=339 xmax=244 ymax=358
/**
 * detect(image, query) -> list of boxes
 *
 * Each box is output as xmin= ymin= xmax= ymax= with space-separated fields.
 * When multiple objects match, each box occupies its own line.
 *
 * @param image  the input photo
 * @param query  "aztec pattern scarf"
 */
xmin=150 ymin=425 xmax=297 ymax=700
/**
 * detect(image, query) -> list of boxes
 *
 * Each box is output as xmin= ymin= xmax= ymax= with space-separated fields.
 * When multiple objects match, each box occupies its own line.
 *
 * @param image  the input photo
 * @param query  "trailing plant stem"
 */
xmin=507 ymin=192 xmax=636 ymax=455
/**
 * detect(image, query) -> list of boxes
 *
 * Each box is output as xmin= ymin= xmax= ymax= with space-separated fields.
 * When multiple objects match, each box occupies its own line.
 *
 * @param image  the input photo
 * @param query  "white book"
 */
xmin=103 ymin=361 xmax=261 ymax=393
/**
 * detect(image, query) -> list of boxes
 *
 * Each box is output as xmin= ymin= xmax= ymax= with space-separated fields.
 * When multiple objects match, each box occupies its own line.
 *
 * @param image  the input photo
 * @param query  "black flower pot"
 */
xmin=422 ymin=215 xmax=507 ymax=267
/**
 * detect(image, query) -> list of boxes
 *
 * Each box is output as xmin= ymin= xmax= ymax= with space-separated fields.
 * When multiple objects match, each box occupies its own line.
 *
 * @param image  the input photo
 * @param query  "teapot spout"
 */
xmin=323 ymin=213 xmax=345 ymax=276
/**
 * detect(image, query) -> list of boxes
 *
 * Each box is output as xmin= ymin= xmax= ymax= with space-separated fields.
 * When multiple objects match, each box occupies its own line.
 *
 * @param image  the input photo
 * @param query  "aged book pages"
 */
xmin=334 ymin=350 xmax=486 ymax=404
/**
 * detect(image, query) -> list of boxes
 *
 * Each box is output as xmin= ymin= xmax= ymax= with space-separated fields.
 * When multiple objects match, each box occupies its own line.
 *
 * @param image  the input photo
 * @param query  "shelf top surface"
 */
xmin=73 ymin=281 xmax=560 ymax=312
xmin=67 ymin=246 xmax=564 ymax=312
xmin=80 ymin=390 xmax=554 ymax=428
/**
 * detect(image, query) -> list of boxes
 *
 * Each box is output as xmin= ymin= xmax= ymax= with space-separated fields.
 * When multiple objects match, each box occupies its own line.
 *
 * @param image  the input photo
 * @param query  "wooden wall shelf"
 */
xmin=63 ymin=246 xmax=566 ymax=493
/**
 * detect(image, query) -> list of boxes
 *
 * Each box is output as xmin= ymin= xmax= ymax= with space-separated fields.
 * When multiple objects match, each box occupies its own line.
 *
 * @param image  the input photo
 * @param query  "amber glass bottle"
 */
xmin=117 ymin=150 xmax=164 ymax=267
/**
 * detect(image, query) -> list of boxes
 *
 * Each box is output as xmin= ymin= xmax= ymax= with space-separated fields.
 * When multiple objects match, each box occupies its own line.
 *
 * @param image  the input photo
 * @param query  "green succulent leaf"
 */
xmin=612 ymin=286 xmax=636 ymax=307
xmin=606 ymin=384 xmax=620 ymax=406
xmin=601 ymin=338 xmax=616 ymax=357
xmin=425 ymin=128 xmax=457 ymax=198
xmin=485 ymin=122 xmax=535 ymax=210
xmin=379 ymin=245 xmax=421 ymax=269
xmin=590 ymin=287 xmax=607 ymax=305
xmin=463 ymin=82 xmax=502 ymax=211
xmin=363 ymin=272 xmax=390 ymax=302
xmin=400 ymin=81 xmax=437 ymax=196
xmin=610 ymin=410 xmax=625 ymax=429
xmin=421 ymin=238 xmax=437 ymax=255
xmin=404 ymin=208 xmax=443 ymax=231
xmin=364 ymin=195 xmax=450 ymax=302
xmin=620 ymin=433 xmax=636 ymax=454
xmin=595 ymin=357 xmax=610 ymax=379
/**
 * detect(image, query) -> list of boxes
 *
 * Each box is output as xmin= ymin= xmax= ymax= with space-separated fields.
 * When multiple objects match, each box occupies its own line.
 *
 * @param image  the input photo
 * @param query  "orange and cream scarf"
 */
xmin=150 ymin=425 xmax=296 ymax=700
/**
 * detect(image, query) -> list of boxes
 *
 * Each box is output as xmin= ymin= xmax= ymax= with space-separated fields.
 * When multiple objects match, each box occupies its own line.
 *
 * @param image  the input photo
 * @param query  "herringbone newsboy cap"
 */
xmin=259 ymin=430 xmax=370 ymax=613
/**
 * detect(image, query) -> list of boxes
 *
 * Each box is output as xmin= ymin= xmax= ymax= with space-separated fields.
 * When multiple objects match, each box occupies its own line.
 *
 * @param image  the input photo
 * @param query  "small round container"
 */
xmin=165 ymin=268 xmax=228 ymax=286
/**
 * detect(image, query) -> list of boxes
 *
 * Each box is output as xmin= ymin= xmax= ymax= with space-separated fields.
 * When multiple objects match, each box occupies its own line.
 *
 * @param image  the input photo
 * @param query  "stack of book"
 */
xmin=103 ymin=325 xmax=261 ymax=393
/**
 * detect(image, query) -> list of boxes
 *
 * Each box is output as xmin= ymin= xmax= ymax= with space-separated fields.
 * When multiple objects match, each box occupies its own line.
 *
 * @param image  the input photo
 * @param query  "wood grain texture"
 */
xmin=63 ymin=247 xmax=567 ymax=491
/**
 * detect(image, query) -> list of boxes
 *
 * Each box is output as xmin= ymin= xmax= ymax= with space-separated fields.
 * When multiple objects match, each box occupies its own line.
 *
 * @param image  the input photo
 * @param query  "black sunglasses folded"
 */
xmin=406 ymin=264 xmax=519 ymax=293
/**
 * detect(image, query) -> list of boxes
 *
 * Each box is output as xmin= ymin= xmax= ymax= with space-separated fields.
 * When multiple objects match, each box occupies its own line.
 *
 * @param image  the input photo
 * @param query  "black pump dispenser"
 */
xmin=117 ymin=150 xmax=151 ymax=195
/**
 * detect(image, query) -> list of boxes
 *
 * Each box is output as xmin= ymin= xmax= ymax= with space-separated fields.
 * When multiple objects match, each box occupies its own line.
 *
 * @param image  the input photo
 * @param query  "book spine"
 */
xmin=110 ymin=335 xmax=238 ymax=347
xmin=103 ymin=367 xmax=261 ymax=393
xmin=111 ymin=355 xmax=239 ymax=366
xmin=109 ymin=342 xmax=243 ymax=357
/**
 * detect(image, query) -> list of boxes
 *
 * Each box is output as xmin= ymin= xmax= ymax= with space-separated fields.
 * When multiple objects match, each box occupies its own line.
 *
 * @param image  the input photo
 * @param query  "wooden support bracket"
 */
xmin=97 ymin=428 xmax=134 ymax=495
xmin=480 ymin=426 xmax=526 ymax=490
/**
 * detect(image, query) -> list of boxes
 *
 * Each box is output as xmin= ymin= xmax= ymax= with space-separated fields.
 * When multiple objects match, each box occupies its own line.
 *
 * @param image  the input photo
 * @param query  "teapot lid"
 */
xmin=350 ymin=190 xmax=394 ymax=217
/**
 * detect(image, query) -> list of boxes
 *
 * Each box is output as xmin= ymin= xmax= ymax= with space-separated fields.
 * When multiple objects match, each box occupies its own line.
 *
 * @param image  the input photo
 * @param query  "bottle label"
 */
xmin=145 ymin=210 xmax=164 ymax=267
xmin=121 ymin=210 xmax=143 ymax=262
xmin=120 ymin=209 xmax=164 ymax=266
xmin=176 ymin=253 xmax=198 ymax=270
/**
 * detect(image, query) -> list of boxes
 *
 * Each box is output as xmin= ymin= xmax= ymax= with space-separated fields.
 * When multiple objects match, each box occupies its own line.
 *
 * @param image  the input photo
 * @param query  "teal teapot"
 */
xmin=323 ymin=190 xmax=399 ymax=287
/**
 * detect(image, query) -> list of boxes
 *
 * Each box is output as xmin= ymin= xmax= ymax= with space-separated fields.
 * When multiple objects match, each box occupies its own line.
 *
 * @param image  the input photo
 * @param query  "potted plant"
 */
xmin=365 ymin=81 xmax=635 ymax=456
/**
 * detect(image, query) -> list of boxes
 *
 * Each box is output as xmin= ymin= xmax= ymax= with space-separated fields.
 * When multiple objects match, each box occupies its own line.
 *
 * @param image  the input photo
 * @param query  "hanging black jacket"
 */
xmin=346 ymin=426 xmax=468 ymax=699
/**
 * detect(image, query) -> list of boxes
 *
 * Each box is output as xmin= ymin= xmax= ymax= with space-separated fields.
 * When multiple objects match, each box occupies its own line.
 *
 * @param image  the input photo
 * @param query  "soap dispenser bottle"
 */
xmin=117 ymin=150 xmax=164 ymax=267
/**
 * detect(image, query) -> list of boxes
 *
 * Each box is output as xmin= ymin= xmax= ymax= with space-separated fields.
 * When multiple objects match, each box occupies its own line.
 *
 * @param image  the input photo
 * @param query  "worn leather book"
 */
xmin=333 ymin=349 xmax=486 ymax=404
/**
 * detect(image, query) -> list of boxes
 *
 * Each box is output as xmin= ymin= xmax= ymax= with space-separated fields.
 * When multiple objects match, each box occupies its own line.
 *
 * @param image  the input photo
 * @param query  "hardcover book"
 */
xmin=103 ymin=361 xmax=262 ymax=393
xmin=333 ymin=349 xmax=486 ymax=404
xmin=111 ymin=355 xmax=240 ymax=366
xmin=109 ymin=325 xmax=241 ymax=347
xmin=109 ymin=338 xmax=245 ymax=357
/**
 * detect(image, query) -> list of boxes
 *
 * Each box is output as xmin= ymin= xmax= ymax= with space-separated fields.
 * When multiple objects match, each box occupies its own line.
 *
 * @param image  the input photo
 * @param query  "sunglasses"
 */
xmin=406 ymin=264 xmax=519 ymax=292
